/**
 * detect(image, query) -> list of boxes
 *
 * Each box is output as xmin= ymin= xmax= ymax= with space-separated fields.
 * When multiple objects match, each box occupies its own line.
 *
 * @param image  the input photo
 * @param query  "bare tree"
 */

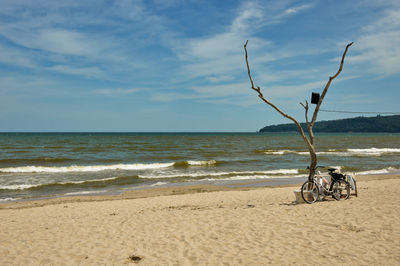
xmin=244 ymin=41 xmax=353 ymax=180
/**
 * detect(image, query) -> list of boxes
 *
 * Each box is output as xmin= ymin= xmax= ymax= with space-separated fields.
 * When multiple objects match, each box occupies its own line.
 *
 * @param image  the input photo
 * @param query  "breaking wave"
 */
xmin=0 ymin=176 xmax=139 ymax=191
xmin=261 ymin=148 xmax=400 ymax=156
xmin=0 ymin=160 xmax=221 ymax=173
xmin=201 ymin=174 xmax=307 ymax=182
xmin=356 ymin=167 xmax=399 ymax=175
xmin=0 ymin=162 xmax=173 ymax=173
xmin=140 ymin=169 xmax=299 ymax=179
xmin=64 ymin=190 xmax=108 ymax=196
xmin=173 ymin=160 xmax=218 ymax=167
xmin=0 ymin=169 xmax=300 ymax=191
xmin=0 ymin=197 xmax=21 ymax=202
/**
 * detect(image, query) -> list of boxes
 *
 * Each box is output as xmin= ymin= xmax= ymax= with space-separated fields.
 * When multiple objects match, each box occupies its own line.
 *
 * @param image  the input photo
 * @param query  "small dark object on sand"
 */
xmin=247 ymin=204 xmax=255 ymax=208
xmin=129 ymin=255 xmax=142 ymax=263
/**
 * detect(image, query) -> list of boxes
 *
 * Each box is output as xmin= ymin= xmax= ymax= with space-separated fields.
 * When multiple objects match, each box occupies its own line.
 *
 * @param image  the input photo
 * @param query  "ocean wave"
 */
xmin=262 ymin=150 xmax=309 ymax=155
xmin=346 ymin=148 xmax=400 ymax=156
xmin=0 ymin=184 xmax=40 ymax=190
xmin=201 ymin=174 xmax=307 ymax=182
xmin=356 ymin=167 xmax=399 ymax=175
xmin=150 ymin=182 xmax=169 ymax=187
xmin=0 ymin=176 xmax=139 ymax=191
xmin=0 ymin=157 xmax=74 ymax=164
xmin=64 ymin=190 xmax=108 ymax=196
xmin=188 ymin=160 xmax=217 ymax=166
xmin=0 ymin=162 xmax=175 ymax=173
xmin=173 ymin=160 xmax=218 ymax=167
xmin=0 ymin=160 xmax=222 ymax=173
xmin=139 ymin=169 xmax=299 ymax=179
xmin=0 ymin=197 xmax=21 ymax=202
xmin=261 ymin=148 xmax=400 ymax=157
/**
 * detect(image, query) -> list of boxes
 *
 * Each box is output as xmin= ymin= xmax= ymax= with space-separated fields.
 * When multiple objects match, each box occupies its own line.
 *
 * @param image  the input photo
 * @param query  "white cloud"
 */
xmin=36 ymin=29 xmax=96 ymax=56
xmin=230 ymin=1 xmax=264 ymax=34
xmin=94 ymin=88 xmax=149 ymax=95
xmin=0 ymin=0 xmax=167 ymax=82
xmin=207 ymin=75 xmax=235 ymax=83
xmin=284 ymin=4 xmax=313 ymax=15
xmin=348 ymin=9 xmax=400 ymax=76
xmin=151 ymin=92 xmax=195 ymax=102
xmin=48 ymin=65 xmax=104 ymax=78
xmin=151 ymin=79 xmax=329 ymax=104
xmin=0 ymin=44 xmax=37 ymax=69
xmin=169 ymin=0 xmax=314 ymax=85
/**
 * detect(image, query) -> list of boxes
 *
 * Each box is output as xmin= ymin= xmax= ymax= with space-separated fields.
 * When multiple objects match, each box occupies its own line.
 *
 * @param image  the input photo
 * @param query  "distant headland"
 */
xmin=259 ymin=115 xmax=400 ymax=133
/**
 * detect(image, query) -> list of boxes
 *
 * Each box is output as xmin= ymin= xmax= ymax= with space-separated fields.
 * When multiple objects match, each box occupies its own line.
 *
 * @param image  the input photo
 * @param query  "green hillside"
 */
xmin=259 ymin=115 xmax=400 ymax=133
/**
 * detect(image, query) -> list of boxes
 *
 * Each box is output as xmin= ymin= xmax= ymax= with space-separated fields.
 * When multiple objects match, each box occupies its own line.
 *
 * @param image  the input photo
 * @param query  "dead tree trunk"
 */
xmin=244 ymin=41 xmax=353 ymax=181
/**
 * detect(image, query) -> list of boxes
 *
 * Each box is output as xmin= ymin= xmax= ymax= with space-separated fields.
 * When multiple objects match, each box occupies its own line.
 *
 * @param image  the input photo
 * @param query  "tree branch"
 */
xmin=244 ymin=40 xmax=312 ymax=149
xmin=300 ymin=100 xmax=315 ymax=144
xmin=300 ymin=100 xmax=309 ymax=125
xmin=310 ymin=42 xmax=353 ymax=127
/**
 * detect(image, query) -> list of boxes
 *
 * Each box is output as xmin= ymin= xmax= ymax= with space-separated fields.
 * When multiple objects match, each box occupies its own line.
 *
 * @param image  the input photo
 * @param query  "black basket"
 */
xmin=331 ymin=172 xmax=345 ymax=181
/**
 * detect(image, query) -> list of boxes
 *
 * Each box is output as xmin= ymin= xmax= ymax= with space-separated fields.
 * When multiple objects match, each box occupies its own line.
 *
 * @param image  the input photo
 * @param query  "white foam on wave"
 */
xmin=263 ymin=150 xmax=294 ymax=155
xmin=187 ymin=160 xmax=217 ymax=166
xmin=0 ymin=184 xmax=40 ymax=190
xmin=264 ymin=150 xmax=310 ymax=155
xmin=0 ymin=197 xmax=21 ymax=202
xmin=347 ymin=148 xmax=400 ymax=156
xmin=0 ymin=176 xmax=124 ymax=191
xmin=356 ymin=167 xmax=398 ymax=175
xmin=202 ymin=174 xmax=307 ymax=182
xmin=0 ymin=162 xmax=174 ymax=173
xmin=264 ymin=148 xmax=400 ymax=157
xmin=150 ymin=182 xmax=169 ymax=187
xmin=60 ymin=176 xmax=119 ymax=185
xmin=139 ymin=169 xmax=299 ymax=179
xmin=64 ymin=190 xmax=108 ymax=196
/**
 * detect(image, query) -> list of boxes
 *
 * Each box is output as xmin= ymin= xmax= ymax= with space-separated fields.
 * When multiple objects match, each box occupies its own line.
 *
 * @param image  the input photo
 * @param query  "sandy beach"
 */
xmin=1 ymin=174 xmax=399 ymax=265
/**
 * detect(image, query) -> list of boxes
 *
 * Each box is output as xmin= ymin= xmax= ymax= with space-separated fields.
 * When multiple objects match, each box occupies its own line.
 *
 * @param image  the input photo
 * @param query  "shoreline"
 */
xmin=1 ymin=173 xmax=398 ymax=210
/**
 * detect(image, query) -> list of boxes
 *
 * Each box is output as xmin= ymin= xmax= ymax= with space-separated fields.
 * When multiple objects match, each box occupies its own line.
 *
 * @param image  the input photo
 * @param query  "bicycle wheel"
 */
xmin=301 ymin=181 xmax=319 ymax=204
xmin=332 ymin=180 xmax=350 ymax=200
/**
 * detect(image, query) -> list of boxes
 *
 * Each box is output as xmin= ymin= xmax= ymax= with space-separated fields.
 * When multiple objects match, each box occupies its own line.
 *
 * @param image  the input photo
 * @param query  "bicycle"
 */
xmin=301 ymin=167 xmax=351 ymax=204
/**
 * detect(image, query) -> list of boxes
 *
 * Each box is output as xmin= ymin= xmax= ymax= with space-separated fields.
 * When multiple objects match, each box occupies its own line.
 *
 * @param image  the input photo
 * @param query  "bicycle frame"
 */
xmin=313 ymin=173 xmax=332 ymax=196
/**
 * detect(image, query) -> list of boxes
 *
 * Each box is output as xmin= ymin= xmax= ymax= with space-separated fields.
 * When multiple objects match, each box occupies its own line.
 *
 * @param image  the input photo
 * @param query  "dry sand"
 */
xmin=1 ymin=174 xmax=399 ymax=265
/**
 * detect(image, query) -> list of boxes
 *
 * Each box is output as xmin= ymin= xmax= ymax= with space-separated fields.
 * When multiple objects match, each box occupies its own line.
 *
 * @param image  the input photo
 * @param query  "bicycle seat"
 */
xmin=328 ymin=168 xmax=337 ymax=172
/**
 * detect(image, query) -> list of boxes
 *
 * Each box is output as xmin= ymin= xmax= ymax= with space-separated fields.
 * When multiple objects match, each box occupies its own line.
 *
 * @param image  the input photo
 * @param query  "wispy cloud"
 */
xmin=284 ymin=4 xmax=313 ymax=15
xmin=0 ymin=0 xmax=169 ymax=83
xmin=93 ymin=88 xmax=149 ymax=95
xmin=0 ymin=44 xmax=37 ymax=69
xmin=48 ymin=65 xmax=104 ymax=79
xmin=348 ymin=9 xmax=400 ymax=76
xmin=166 ymin=0 xmax=316 ymax=93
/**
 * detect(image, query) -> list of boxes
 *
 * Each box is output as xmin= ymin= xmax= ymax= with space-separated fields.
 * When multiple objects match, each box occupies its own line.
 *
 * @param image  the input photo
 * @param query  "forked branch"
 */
xmin=310 ymin=42 xmax=353 ymax=126
xmin=244 ymin=40 xmax=312 ymax=149
xmin=300 ymin=100 xmax=309 ymax=125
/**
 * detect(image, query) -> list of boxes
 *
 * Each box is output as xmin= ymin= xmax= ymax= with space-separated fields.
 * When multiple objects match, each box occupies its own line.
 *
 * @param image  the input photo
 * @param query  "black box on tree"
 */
xmin=311 ymin=92 xmax=320 ymax=104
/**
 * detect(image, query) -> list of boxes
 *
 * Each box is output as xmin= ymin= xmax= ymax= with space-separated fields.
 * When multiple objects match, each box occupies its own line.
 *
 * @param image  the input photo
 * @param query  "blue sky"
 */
xmin=0 ymin=0 xmax=399 ymax=132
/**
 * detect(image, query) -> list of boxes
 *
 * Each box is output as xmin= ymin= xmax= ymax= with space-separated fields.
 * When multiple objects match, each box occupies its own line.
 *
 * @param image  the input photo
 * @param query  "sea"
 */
xmin=1 ymin=132 xmax=399 ymax=202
